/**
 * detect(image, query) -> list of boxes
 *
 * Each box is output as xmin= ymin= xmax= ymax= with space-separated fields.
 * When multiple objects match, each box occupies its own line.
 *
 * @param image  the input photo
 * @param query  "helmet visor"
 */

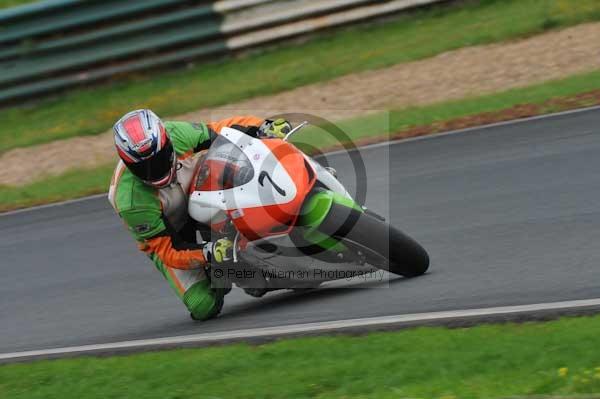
xmin=127 ymin=142 xmax=174 ymax=183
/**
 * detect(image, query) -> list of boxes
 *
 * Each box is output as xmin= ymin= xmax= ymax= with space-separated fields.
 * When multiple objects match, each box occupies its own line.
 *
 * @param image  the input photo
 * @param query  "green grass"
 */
xmin=2 ymin=0 xmax=600 ymax=153
xmin=2 ymin=316 xmax=600 ymax=398
xmin=0 ymin=164 xmax=115 ymax=211
xmin=291 ymin=68 xmax=600 ymax=151
xmin=3 ymin=67 xmax=600 ymax=212
xmin=0 ymin=0 xmax=36 ymax=9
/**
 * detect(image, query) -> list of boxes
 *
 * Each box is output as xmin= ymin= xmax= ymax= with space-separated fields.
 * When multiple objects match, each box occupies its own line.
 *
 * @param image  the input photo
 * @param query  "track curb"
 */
xmin=2 ymin=298 xmax=600 ymax=363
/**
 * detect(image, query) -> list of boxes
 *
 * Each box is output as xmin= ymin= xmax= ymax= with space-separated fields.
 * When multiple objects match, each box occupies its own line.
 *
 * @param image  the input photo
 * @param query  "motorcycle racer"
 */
xmin=108 ymin=109 xmax=291 ymax=321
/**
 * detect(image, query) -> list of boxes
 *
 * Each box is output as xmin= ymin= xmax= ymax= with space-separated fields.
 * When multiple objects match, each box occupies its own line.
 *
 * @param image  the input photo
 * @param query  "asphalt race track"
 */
xmin=2 ymin=108 xmax=600 ymax=354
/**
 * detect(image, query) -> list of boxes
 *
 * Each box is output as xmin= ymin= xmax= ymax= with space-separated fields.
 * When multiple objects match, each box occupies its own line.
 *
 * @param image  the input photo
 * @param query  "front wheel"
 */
xmin=317 ymin=203 xmax=429 ymax=277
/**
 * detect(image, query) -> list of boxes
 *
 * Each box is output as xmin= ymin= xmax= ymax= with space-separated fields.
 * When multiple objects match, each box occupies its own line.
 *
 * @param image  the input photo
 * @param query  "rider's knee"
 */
xmin=183 ymin=279 xmax=223 ymax=321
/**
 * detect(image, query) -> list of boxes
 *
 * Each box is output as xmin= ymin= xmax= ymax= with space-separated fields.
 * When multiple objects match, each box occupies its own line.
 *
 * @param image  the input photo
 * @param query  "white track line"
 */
xmin=2 ymin=298 xmax=600 ymax=361
xmin=2 ymin=105 xmax=600 ymax=218
xmin=0 ymin=193 xmax=107 ymax=217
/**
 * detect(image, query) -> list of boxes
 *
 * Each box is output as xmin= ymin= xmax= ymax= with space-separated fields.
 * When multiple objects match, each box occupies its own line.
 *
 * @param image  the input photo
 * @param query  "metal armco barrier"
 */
xmin=0 ymin=0 xmax=445 ymax=104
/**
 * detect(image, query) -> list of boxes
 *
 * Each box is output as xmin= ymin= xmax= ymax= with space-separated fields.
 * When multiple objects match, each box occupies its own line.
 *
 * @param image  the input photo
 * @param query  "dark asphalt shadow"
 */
xmin=217 ymin=273 xmax=431 ymax=320
xmin=88 ymin=273 xmax=435 ymax=343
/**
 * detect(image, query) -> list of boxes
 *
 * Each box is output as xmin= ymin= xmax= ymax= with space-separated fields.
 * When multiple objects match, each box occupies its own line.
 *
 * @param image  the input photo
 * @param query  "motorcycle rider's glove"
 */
xmin=203 ymin=238 xmax=234 ymax=264
xmin=258 ymin=118 xmax=292 ymax=139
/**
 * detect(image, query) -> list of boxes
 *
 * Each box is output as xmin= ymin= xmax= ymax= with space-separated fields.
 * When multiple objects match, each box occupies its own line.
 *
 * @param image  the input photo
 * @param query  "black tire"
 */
xmin=317 ymin=203 xmax=429 ymax=277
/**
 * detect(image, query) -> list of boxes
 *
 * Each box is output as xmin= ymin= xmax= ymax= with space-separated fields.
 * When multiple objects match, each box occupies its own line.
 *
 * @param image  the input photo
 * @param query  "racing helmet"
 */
xmin=113 ymin=109 xmax=176 ymax=188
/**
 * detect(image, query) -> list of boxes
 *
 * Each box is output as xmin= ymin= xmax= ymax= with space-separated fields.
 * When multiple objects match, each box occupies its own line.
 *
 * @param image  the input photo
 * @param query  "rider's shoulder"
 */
xmin=165 ymin=120 xmax=208 ymax=136
xmin=165 ymin=120 xmax=209 ymax=154
xmin=112 ymin=167 xmax=160 ymax=214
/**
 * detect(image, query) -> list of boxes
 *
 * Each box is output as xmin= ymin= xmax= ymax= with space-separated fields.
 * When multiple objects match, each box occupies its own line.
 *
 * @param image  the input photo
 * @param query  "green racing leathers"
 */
xmin=108 ymin=116 xmax=264 ymax=320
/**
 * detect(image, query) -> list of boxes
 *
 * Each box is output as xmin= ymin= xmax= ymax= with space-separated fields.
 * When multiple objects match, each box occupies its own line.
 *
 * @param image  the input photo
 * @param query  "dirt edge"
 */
xmin=304 ymin=89 xmax=600 ymax=156
xmin=3 ymin=90 xmax=600 ymax=213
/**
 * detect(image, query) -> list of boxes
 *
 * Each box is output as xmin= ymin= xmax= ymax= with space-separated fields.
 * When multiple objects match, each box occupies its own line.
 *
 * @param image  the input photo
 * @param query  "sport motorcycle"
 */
xmin=188 ymin=123 xmax=429 ymax=296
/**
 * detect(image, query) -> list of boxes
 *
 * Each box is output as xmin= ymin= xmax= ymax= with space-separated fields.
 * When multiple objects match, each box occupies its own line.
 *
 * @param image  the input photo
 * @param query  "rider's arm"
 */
xmin=120 ymin=206 xmax=207 ymax=270
xmin=206 ymin=115 xmax=264 ymax=139
xmin=138 ymin=234 xmax=207 ymax=270
xmin=196 ymin=115 xmax=265 ymax=152
xmin=165 ymin=116 xmax=264 ymax=155
xmin=110 ymin=161 xmax=208 ymax=270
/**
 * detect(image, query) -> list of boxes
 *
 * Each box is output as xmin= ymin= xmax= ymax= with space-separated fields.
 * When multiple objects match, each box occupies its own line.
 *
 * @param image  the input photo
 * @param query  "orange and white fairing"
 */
xmin=188 ymin=127 xmax=316 ymax=240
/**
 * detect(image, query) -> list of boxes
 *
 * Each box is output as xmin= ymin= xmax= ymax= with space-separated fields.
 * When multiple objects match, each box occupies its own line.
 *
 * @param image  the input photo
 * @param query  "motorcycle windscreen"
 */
xmin=195 ymin=135 xmax=254 ymax=191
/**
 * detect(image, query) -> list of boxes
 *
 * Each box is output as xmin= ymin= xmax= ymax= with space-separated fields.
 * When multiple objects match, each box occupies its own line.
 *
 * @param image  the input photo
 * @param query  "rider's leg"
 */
xmin=150 ymin=256 xmax=223 ymax=320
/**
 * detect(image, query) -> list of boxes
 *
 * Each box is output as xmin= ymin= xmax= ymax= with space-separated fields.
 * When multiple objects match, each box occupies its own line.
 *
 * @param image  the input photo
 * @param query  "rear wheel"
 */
xmin=317 ymin=203 xmax=429 ymax=277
